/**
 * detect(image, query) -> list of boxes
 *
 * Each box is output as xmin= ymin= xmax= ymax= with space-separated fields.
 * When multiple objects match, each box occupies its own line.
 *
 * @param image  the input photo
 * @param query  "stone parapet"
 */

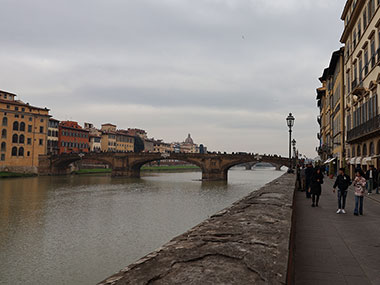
xmin=99 ymin=173 xmax=296 ymax=285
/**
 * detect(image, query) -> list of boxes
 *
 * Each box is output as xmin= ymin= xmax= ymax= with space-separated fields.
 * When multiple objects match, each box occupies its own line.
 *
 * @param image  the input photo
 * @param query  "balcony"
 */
xmin=352 ymin=80 xmax=366 ymax=96
xmin=347 ymin=114 xmax=380 ymax=142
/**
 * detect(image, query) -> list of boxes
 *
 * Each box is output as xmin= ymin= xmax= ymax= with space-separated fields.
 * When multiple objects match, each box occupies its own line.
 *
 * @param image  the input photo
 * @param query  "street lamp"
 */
xmin=286 ymin=113 xmax=295 ymax=172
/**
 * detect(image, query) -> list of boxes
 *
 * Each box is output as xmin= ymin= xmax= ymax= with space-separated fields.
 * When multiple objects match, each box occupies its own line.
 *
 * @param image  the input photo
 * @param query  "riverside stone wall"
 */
xmin=99 ymin=173 xmax=296 ymax=285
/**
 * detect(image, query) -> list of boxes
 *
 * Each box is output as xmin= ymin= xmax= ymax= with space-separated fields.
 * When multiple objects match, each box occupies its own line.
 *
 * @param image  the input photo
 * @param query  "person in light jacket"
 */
xmin=353 ymin=170 xmax=366 ymax=216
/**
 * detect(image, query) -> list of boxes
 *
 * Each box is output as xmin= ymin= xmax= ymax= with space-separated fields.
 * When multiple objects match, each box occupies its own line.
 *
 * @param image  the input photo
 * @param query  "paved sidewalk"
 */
xmin=294 ymin=178 xmax=380 ymax=285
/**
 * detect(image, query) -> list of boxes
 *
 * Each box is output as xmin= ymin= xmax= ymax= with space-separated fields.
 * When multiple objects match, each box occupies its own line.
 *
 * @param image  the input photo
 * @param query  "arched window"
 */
xmin=20 ymin=122 xmax=25 ymax=132
xmin=357 ymin=145 xmax=361 ymax=156
xmin=12 ymin=134 xmax=18 ymax=143
xmin=2 ymin=117 xmax=7 ymax=126
xmin=1 ymin=129 xmax=6 ymax=139
xmin=1 ymin=142 xmax=6 ymax=152
xmin=363 ymin=144 xmax=368 ymax=156
xmin=18 ymin=147 xmax=24 ymax=157
xmin=370 ymin=142 xmax=375 ymax=156
xmin=19 ymin=134 xmax=25 ymax=144
xmin=13 ymin=121 xmax=19 ymax=131
xmin=11 ymin=147 xmax=17 ymax=156
xmin=352 ymin=147 xmax=356 ymax=157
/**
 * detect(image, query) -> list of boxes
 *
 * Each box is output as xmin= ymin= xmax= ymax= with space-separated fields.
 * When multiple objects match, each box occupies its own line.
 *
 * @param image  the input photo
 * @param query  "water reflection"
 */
xmin=0 ymin=168 xmax=282 ymax=285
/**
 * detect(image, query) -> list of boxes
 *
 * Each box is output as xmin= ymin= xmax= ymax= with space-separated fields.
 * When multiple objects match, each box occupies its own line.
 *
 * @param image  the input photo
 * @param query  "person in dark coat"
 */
xmin=309 ymin=167 xmax=324 ymax=207
xmin=365 ymin=165 xmax=377 ymax=195
xmin=305 ymin=163 xmax=314 ymax=199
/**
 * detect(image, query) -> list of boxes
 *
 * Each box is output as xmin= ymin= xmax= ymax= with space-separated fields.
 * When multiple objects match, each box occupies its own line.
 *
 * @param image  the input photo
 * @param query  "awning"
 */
xmin=355 ymin=157 xmax=362 ymax=165
xmin=324 ymin=157 xmax=337 ymax=164
xmin=349 ymin=157 xmax=356 ymax=164
xmin=362 ymin=157 xmax=375 ymax=165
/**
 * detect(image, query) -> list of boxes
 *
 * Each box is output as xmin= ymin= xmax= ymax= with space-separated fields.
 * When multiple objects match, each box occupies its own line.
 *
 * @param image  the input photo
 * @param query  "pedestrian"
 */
xmin=305 ymin=163 xmax=314 ymax=199
xmin=353 ymin=169 xmax=366 ymax=216
xmin=333 ymin=168 xmax=351 ymax=214
xmin=365 ymin=165 xmax=377 ymax=195
xmin=309 ymin=167 xmax=324 ymax=207
xmin=300 ymin=165 xmax=306 ymax=192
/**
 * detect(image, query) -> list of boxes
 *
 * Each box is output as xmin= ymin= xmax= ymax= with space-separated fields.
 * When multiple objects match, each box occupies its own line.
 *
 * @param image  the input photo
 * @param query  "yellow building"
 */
xmin=0 ymin=90 xmax=50 ymax=173
xmin=341 ymin=0 xmax=380 ymax=175
xmin=317 ymin=49 xmax=345 ymax=173
xmin=101 ymin=124 xmax=117 ymax=152
xmin=115 ymin=130 xmax=135 ymax=152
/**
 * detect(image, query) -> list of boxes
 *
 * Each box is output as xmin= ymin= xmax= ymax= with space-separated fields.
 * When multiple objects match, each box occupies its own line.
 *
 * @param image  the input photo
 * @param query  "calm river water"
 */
xmin=0 ymin=168 xmax=283 ymax=285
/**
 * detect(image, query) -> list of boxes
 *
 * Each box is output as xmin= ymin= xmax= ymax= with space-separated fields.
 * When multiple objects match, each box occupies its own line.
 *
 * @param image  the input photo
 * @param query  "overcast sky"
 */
xmin=0 ymin=0 xmax=346 ymax=157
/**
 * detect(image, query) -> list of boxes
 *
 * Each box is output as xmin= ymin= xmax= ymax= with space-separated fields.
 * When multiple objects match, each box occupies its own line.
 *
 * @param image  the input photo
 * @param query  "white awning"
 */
xmin=349 ymin=157 xmax=356 ymax=164
xmin=362 ymin=157 xmax=375 ymax=165
xmin=324 ymin=157 xmax=337 ymax=164
xmin=355 ymin=157 xmax=362 ymax=165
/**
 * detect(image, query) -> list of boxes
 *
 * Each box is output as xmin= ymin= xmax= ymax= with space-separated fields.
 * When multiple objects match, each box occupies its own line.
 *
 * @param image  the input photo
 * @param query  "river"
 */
xmin=0 ymin=168 xmax=283 ymax=285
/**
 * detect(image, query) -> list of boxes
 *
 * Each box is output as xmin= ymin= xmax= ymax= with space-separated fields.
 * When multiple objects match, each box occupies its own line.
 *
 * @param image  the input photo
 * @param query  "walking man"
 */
xmin=365 ymin=165 xmax=377 ymax=195
xmin=333 ymin=168 xmax=351 ymax=214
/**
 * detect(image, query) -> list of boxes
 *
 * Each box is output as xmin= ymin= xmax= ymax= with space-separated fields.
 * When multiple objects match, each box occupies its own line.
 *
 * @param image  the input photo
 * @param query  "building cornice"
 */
xmin=340 ymin=0 xmax=366 ymax=43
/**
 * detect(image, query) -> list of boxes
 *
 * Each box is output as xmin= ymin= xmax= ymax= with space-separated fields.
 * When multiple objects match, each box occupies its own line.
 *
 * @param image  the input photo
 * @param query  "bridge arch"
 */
xmin=50 ymin=154 xmax=114 ymax=175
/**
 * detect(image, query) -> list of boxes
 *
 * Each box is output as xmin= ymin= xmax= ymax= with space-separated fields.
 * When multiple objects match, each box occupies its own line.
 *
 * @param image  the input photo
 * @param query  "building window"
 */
xmin=39 ymin=139 xmax=43 ymax=146
xmin=19 ymin=135 xmax=25 ymax=144
xmin=20 ymin=122 xmax=25 ymax=132
xmin=11 ymin=147 xmax=17 ymax=156
xmin=28 ymin=125 xmax=32 ymax=132
xmin=0 ymin=153 xmax=4 ymax=161
xmin=2 ymin=117 xmax=8 ymax=126
xmin=27 ymin=151 xmax=30 ymax=157
xmin=27 ymin=138 xmax=31 ymax=145
xmin=1 ymin=129 xmax=6 ymax=139
xmin=363 ymin=9 xmax=368 ymax=27
xmin=29 ymin=117 xmax=32 ymax=122
xmin=370 ymin=142 xmax=375 ymax=155
xmin=13 ymin=121 xmax=19 ymax=131
xmin=15 ymin=106 xmax=19 ymax=111
xmin=12 ymin=134 xmax=18 ymax=143
xmin=359 ymin=56 xmax=363 ymax=82
xmin=364 ymin=48 xmax=369 ymax=75
xmin=371 ymin=37 xmax=376 ymax=68
xmin=363 ymin=144 xmax=368 ymax=156
xmin=22 ymin=108 xmax=25 ymax=112
xmin=1 ymin=142 xmax=6 ymax=152
xmin=40 ymin=119 xmax=44 ymax=123
xmin=18 ymin=147 xmax=24 ymax=157
xmin=6 ymin=105 xmax=10 ymax=109
xmin=357 ymin=145 xmax=361 ymax=156
xmin=40 ymin=126 xmax=44 ymax=133
xmin=15 ymin=114 xmax=19 ymax=118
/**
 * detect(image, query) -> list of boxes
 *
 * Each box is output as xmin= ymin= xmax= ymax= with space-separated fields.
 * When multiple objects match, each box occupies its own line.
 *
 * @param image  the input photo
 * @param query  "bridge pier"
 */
xmin=202 ymin=169 xmax=228 ymax=181
xmin=245 ymin=164 xmax=253 ymax=170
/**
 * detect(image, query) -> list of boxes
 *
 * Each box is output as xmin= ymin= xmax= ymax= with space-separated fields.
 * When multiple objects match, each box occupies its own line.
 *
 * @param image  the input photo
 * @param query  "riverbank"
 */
xmin=0 ymin=172 xmax=37 ymax=179
xmin=99 ymin=173 xmax=296 ymax=285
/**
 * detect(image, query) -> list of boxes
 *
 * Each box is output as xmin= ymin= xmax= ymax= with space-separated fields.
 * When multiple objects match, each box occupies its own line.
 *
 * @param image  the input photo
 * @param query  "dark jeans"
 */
xmin=312 ymin=194 xmax=320 ymax=206
xmin=337 ymin=190 xmax=347 ymax=209
xmin=368 ymin=179 xmax=373 ymax=194
xmin=354 ymin=196 xmax=364 ymax=215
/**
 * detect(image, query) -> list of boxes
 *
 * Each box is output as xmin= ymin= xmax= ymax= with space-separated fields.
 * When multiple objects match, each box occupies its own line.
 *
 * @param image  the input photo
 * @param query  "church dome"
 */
xmin=185 ymin=134 xmax=194 ymax=144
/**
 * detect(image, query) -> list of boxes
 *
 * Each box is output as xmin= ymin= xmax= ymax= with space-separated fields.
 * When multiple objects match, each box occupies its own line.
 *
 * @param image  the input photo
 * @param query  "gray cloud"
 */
xmin=0 ymin=0 xmax=346 ymax=157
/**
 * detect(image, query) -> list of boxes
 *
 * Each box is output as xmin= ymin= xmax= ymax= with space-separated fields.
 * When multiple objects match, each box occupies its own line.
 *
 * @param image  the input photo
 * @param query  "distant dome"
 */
xmin=185 ymin=133 xmax=194 ymax=144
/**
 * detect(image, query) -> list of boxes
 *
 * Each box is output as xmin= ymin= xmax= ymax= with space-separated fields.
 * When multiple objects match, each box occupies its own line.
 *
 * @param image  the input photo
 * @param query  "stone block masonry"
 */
xmin=99 ymin=173 xmax=296 ymax=285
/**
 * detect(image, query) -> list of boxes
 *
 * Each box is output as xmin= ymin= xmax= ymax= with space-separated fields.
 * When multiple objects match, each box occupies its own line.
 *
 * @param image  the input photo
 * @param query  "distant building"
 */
xmin=0 ymin=90 xmax=50 ymax=173
xmin=126 ymin=128 xmax=147 ymax=139
xmin=116 ymin=130 xmax=135 ymax=152
xmin=153 ymin=139 xmax=171 ymax=153
xmin=100 ymin=123 xmax=117 ymax=152
xmin=47 ymin=118 xmax=60 ymax=155
xmin=143 ymin=139 xmax=154 ymax=152
xmin=84 ymin=122 xmax=102 ymax=152
xmin=58 ymin=121 xmax=89 ymax=154
xmin=180 ymin=134 xmax=198 ymax=153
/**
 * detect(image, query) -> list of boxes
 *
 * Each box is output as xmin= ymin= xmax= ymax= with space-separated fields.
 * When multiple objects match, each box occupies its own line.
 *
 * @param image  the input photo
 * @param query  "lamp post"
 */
xmin=286 ymin=113 xmax=295 ymax=173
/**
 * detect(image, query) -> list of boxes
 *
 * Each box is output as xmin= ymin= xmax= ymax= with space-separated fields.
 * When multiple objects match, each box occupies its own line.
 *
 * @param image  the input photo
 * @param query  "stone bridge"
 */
xmin=38 ymin=152 xmax=289 ymax=181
